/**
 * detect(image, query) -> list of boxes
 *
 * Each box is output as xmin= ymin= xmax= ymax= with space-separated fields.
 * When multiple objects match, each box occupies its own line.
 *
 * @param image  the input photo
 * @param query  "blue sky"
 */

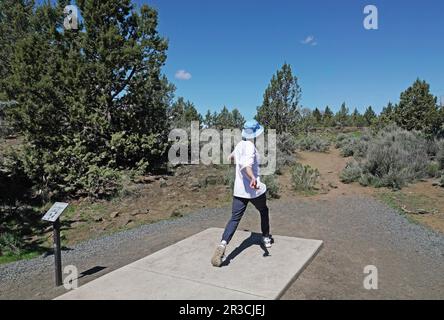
xmin=137 ymin=0 xmax=444 ymax=119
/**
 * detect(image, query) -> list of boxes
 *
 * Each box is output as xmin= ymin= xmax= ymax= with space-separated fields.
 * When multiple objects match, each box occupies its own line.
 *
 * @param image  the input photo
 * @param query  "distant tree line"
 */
xmin=255 ymin=64 xmax=443 ymax=137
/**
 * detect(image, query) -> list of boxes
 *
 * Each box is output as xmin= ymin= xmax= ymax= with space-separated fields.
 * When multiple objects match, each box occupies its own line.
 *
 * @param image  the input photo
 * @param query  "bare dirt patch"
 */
xmin=277 ymin=147 xmax=374 ymax=200
xmin=376 ymin=180 xmax=444 ymax=234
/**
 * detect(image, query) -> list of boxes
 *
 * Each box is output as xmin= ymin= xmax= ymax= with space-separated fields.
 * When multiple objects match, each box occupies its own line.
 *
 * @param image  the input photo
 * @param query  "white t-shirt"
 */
xmin=231 ymin=140 xmax=267 ymax=199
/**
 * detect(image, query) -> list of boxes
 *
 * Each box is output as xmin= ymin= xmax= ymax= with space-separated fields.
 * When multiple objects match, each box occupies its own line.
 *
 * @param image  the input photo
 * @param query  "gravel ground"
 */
xmin=1 ymin=195 xmax=443 ymax=299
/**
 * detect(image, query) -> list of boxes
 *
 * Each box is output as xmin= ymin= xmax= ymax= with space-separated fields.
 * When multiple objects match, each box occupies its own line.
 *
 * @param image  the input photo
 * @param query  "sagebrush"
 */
xmin=297 ymin=134 xmax=330 ymax=153
xmin=291 ymin=163 xmax=320 ymax=191
xmin=340 ymin=125 xmax=433 ymax=189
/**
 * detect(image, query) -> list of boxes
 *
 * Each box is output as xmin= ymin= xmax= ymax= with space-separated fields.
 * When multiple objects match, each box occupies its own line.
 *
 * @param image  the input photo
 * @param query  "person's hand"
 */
xmin=250 ymin=177 xmax=259 ymax=189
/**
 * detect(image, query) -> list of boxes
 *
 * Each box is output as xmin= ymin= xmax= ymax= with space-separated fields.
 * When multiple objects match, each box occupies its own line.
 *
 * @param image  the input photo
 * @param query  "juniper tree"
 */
xmin=350 ymin=108 xmax=365 ymax=127
xmin=256 ymin=63 xmax=301 ymax=134
xmin=335 ymin=102 xmax=349 ymax=127
xmin=394 ymin=79 xmax=442 ymax=136
xmin=312 ymin=108 xmax=322 ymax=125
xmin=169 ymin=97 xmax=202 ymax=128
xmin=2 ymin=0 xmax=174 ymax=198
xmin=323 ymin=106 xmax=334 ymax=127
xmin=363 ymin=106 xmax=377 ymax=126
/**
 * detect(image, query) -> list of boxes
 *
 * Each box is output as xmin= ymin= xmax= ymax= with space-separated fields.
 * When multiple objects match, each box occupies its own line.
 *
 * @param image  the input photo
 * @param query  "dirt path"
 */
xmin=278 ymin=147 xmax=374 ymax=200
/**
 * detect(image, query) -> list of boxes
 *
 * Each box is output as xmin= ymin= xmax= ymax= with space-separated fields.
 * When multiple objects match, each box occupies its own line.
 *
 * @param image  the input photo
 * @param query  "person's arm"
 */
xmin=243 ymin=166 xmax=258 ymax=189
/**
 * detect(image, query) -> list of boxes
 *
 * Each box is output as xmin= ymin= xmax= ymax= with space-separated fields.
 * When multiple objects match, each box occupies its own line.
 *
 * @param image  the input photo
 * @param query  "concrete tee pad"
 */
xmin=56 ymin=228 xmax=323 ymax=300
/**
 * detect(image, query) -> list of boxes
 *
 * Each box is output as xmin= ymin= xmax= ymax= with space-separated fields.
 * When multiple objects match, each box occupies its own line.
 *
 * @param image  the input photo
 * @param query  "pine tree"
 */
xmin=256 ymin=63 xmax=301 ymax=134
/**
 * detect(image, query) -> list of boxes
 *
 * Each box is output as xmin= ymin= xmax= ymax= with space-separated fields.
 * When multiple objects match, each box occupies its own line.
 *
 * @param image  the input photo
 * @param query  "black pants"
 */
xmin=221 ymin=192 xmax=270 ymax=244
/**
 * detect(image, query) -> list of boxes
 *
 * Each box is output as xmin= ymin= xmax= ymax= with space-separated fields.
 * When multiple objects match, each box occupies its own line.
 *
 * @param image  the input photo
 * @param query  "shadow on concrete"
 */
xmin=77 ymin=266 xmax=107 ymax=280
xmin=221 ymin=232 xmax=273 ymax=267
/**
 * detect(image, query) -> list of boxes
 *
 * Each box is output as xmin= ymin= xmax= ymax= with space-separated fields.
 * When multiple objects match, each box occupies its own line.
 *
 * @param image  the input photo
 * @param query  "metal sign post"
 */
xmin=42 ymin=202 xmax=69 ymax=287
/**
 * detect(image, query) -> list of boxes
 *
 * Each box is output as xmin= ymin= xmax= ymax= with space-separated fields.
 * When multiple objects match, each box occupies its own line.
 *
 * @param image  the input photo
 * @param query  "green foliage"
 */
xmin=426 ymin=161 xmax=440 ymax=178
xmin=436 ymin=140 xmax=444 ymax=170
xmin=203 ymin=107 xmax=245 ymax=129
xmin=393 ymin=79 xmax=442 ymax=136
xmin=261 ymin=175 xmax=280 ymax=199
xmin=110 ymin=132 xmax=168 ymax=170
xmin=297 ymin=134 xmax=330 ymax=153
xmin=168 ymin=97 xmax=202 ymax=129
xmin=276 ymin=132 xmax=297 ymax=173
xmin=223 ymin=166 xmax=235 ymax=191
xmin=1 ymin=1 xmax=173 ymax=200
xmin=290 ymin=163 xmax=319 ymax=191
xmin=340 ymin=125 xmax=432 ymax=189
xmin=340 ymin=160 xmax=362 ymax=183
xmin=297 ymin=108 xmax=317 ymax=133
xmin=350 ymin=108 xmax=366 ymax=127
xmin=0 ymin=0 xmax=34 ymax=87
xmin=0 ymin=150 xmax=33 ymax=205
xmin=335 ymin=102 xmax=349 ymax=127
xmin=322 ymin=106 xmax=334 ymax=127
xmin=256 ymin=63 xmax=301 ymax=134
xmin=375 ymin=102 xmax=396 ymax=129
xmin=363 ymin=106 xmax=377 ymax=126
xmin=312 ymin=108 xmax=322 ymax=125
xmin=336 ymin=133 xmax=369 ymax=158
xmin=77 ymin=165 xmax=122 ymax=199
xmin=0 ymin=232 xmax=24 ymax=256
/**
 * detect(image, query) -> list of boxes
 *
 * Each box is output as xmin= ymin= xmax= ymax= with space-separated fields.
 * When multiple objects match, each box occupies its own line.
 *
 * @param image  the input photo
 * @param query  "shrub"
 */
xmin=426 ymin=161 xmax=440 ymax=178
xmin=340 ymin=125 xmax=431 ymax=189
xmin=0 ymin=232 xmax=23 ymax=256
xmin=337 ymin=134 xmax=369 ymax=158
xmin=224 ymin=166 xmax=235 ymax=191
xmin=16 ymin=142 xmax=123 ymax=200
xmin=297 ymin=134 xmax=330 ymax=153
xmin=340 ymin=160 xmax=362 ymax=183
xmin=78 ymin=165 xmax=122 ymax=199
xmin=440 ymin=175 xmax=444 ymax=187
xmin=290 ymin=163 xmax=320 ymax=191
xmin=261 ymin=174 xmax=280 ymax=199
xmin=339 ymin=139 xmax=356 ymax=157
xmin=335 ymin=133 xmax=349 ymax=148
xmin=0 ymin=151 xmax=33 ymax=206
xmin=276 ymin=132 xmax=297 ymax=173
xmin=436 ymin=140 xmax=444 ymax=170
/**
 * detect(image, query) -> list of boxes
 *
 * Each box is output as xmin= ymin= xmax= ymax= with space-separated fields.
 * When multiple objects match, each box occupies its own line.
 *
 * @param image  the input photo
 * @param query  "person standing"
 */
xmin=211 ymin=120 xmax=272 ymax=267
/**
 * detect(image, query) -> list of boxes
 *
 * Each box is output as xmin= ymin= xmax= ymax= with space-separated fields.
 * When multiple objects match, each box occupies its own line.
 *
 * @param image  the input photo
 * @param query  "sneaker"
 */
xmin=211 ymin=244 xmax=226 ymax=267
xmin=263 ymin=236 xmax=272 ymax=248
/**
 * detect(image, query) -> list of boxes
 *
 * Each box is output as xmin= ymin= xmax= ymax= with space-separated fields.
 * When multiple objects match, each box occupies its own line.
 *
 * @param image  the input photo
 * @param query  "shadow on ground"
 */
xmin=221 ymin=232 xmax=273 ymax=267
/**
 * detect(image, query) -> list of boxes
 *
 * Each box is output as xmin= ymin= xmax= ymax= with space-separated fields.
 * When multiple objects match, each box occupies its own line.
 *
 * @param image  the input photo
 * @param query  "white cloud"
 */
xmin=175 ymin=69 xmax=192 ymax=80
xmin=301 ymin=35 xmax=317 ymax=46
